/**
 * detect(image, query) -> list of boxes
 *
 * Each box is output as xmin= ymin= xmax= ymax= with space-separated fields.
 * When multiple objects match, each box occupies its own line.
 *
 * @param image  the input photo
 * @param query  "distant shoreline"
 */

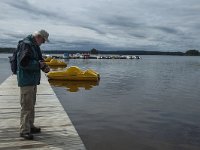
xmin=0 ymin=48 xmax=199 ymax=56
xmin=43 ymin=50 xmax=185 ymax=56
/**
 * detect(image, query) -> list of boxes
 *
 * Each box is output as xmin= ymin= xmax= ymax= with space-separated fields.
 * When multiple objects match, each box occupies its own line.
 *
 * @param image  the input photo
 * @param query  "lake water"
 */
xmin=0 ymin=54 xmax=12 ymax=83
xmin=1 ymin=54 xmax=200 ymax=150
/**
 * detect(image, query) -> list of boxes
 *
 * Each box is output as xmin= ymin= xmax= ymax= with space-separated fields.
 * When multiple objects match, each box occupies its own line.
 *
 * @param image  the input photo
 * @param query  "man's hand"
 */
xmin=42 ymin=65 xmax=50 ymax=73
xmin=39 ymin=61 xmax=50 ymax=73
xmin=39 ymin=61 xmax=46 ymax=69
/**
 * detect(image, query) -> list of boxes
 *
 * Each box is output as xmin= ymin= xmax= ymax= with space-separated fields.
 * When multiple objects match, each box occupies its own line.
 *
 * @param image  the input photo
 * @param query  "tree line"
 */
xmin=0 ymin=47 xmax=199 ymax=56
xmin=90 ymin=48 xmax=200 ymax=56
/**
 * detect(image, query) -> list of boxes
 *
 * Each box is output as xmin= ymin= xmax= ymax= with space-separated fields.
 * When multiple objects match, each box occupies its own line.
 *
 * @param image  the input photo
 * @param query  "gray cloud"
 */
xmin=3 ymin=32 xmax=26 ymax=39
xmin=0 ymin=38 xmax=18 ymax=47
xmin=6 ymin=0 xmax=69 ymax=22
xmin=101 ymin=15 xmax=143 ymax=29
xmin=154 ymin=26 xmax=179 ymax=34
xmin=0 ymin=0 xmax=200 ymax=51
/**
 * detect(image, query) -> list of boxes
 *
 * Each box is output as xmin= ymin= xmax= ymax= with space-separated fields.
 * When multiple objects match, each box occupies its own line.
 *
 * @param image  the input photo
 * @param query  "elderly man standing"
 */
xmin=17 ymin=29 xmax=50 ymax=140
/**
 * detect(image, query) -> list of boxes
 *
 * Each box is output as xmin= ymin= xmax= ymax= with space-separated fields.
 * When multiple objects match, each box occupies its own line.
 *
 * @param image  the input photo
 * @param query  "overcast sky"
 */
xmin=0 ymin=0 xmax=200 ymax=51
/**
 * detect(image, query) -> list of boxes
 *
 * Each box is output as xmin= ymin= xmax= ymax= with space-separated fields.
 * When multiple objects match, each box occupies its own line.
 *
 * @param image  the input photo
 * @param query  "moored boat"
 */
xmin=45 ymin=58 xmax=67 ymax=67
xmin=47 ymin=66 xmax=100 ymax=81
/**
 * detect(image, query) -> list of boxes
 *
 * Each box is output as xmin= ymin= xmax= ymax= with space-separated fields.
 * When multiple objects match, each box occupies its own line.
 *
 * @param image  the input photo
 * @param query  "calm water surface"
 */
xmin=0 ymin=54 xmax=11 ymax=84
xmin=52 ymin=56 xmax=200 ymax=150
xmin=1 ymin=55 xmax=200 ymax=150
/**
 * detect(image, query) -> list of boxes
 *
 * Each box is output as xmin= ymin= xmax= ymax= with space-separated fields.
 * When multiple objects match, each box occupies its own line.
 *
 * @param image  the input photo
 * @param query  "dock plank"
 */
xmin=0 ymin=73 xmax=86 ymax=150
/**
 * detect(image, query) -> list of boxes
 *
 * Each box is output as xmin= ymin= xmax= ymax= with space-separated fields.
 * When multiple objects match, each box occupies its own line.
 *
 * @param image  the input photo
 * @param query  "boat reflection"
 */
xmin=48 ymin=80 xmax=99 ymax=92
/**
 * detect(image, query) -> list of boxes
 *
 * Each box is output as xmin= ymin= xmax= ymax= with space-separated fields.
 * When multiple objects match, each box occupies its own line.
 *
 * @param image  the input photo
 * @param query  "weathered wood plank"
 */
xmin=0 ymin=73 xmax=86 ymax=150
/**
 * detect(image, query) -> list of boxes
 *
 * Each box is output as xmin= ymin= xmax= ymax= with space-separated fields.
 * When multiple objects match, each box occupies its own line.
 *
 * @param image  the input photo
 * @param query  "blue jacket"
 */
xmin=17 ymin=35 xmax=43 ymax=87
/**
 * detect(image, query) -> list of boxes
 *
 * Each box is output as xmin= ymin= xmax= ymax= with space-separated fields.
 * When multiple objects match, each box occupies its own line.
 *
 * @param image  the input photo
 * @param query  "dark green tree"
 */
xmin=90 ymin=48 xmax=99 ymax=54
xmin=185 ymin=49 xmax=199 ymax=56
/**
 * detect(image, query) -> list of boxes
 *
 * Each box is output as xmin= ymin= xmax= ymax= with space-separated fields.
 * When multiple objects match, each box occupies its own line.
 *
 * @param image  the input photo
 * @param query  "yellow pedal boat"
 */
xmin=44 ymin=56 xmax=52 ymax=62
xmin=45 ymin=58 xmax=67 ymax=67
xmin=47 ymin=66 xmax=100 ymax=81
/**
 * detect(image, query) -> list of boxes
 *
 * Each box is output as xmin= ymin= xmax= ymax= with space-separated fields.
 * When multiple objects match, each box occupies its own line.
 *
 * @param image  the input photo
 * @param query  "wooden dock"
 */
xmin=0 ymin=73 xmax=87 ymax=150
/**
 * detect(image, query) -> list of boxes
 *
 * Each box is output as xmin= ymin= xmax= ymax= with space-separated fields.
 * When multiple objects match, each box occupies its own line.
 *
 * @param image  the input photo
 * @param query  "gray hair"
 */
xmin=33 ymin=29 xmax=49 ymax=42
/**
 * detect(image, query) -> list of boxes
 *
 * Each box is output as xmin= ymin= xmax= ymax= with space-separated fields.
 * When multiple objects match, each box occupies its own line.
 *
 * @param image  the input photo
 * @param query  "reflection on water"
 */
xmin=49 ymin=79 xmax=99 ymax=92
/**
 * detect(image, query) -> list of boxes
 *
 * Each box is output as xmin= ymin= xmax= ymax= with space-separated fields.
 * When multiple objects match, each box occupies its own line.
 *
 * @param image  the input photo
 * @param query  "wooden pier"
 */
xmin=0 ymin=73 xmax=86 ymax=150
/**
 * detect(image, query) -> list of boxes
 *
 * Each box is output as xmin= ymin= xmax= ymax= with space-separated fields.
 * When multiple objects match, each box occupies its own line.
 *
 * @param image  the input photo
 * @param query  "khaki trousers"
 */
xmin=20 ymin=85 xmax=37 ymax=134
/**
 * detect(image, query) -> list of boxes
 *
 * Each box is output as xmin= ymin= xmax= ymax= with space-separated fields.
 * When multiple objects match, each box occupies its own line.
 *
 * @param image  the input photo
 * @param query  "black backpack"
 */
xmin=9 ymin=41 xmax=22 ymax=75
